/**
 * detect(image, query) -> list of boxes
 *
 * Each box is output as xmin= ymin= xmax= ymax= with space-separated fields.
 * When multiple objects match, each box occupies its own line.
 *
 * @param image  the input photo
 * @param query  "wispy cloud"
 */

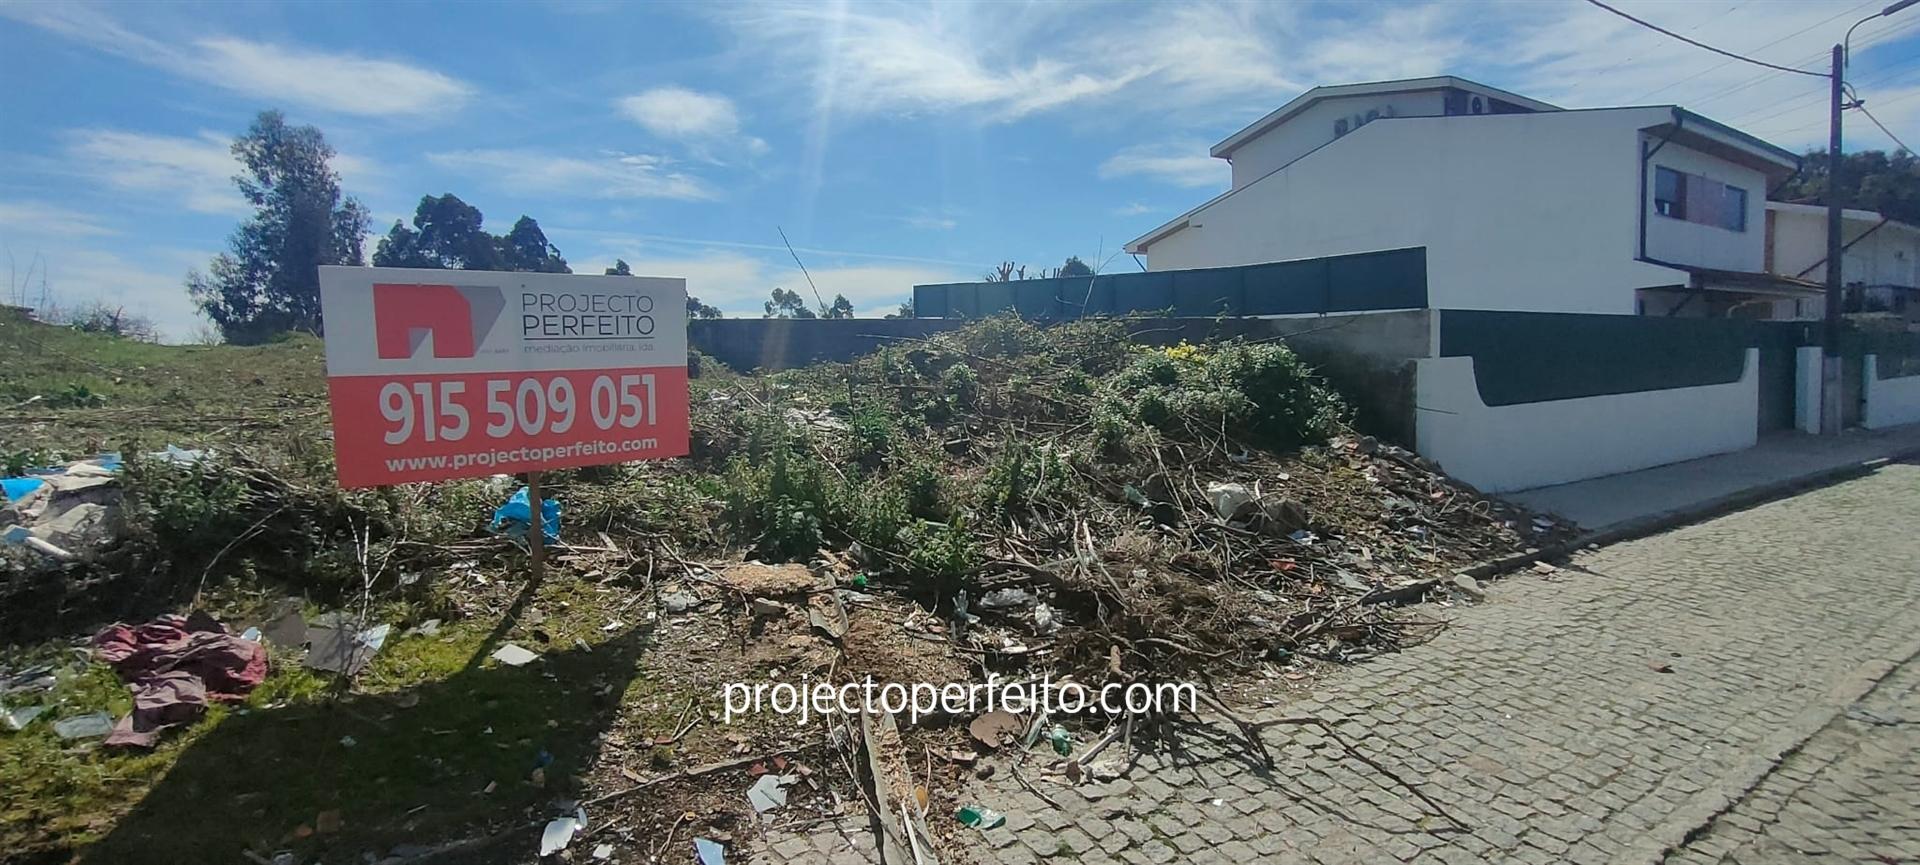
xmin=3 ymin=4 xmax=473 ymax=117
xmin=721 ymin=3 xmax=1142 ymax=122
xmin=1099 ymin=141 xmax=1228 ymax=189
xmin=1112 ymin=202 xmax=1155 ymax=217
xmin=0 ymin=201 xmax=120 ymax=238
xmin=617 ymin=87 xmax=770 ymax=158
xmin=427 ymin=149 xmax=715 ymax=201
xmin=66 ymin=130 xmax=246 ymax=214
xmin=61 ymin=129 xmax=378 ymax=215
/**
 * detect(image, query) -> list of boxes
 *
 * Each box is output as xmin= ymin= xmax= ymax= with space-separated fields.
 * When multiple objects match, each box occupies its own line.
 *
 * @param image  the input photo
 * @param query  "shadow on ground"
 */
xmin=76 ymin=620 xmax=656 ymax=865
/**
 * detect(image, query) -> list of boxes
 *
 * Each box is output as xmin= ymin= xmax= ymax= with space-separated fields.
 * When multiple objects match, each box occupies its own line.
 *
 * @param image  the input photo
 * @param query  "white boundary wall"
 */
xmin=1415 ymin=349 xmax=1761 ymax=493
xmin=1862 ymin=354 xmax=1920 ymax=430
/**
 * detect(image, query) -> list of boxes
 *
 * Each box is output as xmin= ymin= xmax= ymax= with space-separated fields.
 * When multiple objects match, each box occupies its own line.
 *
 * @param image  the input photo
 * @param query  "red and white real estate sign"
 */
xmin=317 ymin=266 xmax=689 ymax=488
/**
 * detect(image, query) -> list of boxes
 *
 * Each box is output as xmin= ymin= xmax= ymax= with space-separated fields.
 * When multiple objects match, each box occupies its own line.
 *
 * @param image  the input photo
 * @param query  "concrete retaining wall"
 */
xmin=1415 ymin=349 xmax=1761 ymax=493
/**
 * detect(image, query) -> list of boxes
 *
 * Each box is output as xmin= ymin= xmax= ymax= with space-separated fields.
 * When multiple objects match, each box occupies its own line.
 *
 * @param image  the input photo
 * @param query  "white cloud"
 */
xmin=572 ymin=249 xmax=964 ymax=317
xmin=427 ymin=149 xmax=715 ymax=201
xmin=62 ymin=129 xmax=378 ymax=215
xmin=66 ymin=130 xmax=245 ymax=214
xmin=2 ymin=4 xmax=472 ymax=117
xmin=616 ymin=86 xmax=770 ymax=159
xmin=1113 ymin=202 xmax=1154 ymax=217
xmin=896 ymin=208 xmax=959 ymax=231
xmin=719 ymin=3 xmax=1142 ymax=122
xmin=1099 ymin=142 xmax=1228 ymax=189
xmin=0 ymin=202 xmax=119 ymax=238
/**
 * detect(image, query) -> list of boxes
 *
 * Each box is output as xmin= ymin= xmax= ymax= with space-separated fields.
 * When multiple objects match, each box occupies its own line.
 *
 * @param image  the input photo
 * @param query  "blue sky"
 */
xmin=1 ymin=0 xmax=1915 ymax=341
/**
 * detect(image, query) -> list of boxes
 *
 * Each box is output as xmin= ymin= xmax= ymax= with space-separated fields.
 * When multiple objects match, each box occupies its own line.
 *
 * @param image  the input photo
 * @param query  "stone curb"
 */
xmin=1363 ymin=445 xmax=1920 ymax=610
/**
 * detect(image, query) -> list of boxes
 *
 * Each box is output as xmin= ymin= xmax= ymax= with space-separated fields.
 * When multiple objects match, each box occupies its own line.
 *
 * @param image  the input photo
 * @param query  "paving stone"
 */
xmin=750 ymin=468 xmax=1920 ymax=865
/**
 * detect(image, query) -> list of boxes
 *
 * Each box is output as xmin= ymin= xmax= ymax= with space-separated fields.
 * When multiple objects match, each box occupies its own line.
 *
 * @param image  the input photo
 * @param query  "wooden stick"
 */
xmin=526 ymin=470 xmax=545 ymax=581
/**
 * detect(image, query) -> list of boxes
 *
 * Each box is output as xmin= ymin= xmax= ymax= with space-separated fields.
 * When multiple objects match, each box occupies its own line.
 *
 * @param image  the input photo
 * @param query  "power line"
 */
xmin=1850 ymin=103 xmax=1912 ymax=153
xmin=1634 ymin=1 xmax=1876 ymax=101
xmin=1582 ymin=0 xmax=1828 ymax=78
xmin=1856 ymin=103 xmax=1915 ymax=153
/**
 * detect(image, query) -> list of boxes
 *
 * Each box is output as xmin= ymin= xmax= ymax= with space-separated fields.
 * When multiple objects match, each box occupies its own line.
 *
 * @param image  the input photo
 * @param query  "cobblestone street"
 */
xmin=772 ymin=462 xmax=1920 ymax=864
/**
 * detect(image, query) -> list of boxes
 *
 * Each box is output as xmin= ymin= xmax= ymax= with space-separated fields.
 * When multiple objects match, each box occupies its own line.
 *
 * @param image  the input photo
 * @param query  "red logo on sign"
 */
xmin=374 ymin=283 xmax=478 ymax=359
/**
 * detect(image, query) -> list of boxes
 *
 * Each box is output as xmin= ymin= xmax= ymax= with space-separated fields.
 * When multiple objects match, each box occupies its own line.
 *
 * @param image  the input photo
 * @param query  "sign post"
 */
xmin=317 ymin=266 xmax=690 ymax=570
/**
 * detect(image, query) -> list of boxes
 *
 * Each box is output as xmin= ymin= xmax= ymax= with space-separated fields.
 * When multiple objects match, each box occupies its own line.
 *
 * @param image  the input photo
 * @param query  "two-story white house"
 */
xmin=1125 ymin=76 xmax=1819 ymax=319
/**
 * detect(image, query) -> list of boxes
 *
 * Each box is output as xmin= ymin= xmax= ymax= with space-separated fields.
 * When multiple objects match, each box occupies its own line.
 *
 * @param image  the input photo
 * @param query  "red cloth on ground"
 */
xmin=91 ymin=612 xmax=268 ymax=747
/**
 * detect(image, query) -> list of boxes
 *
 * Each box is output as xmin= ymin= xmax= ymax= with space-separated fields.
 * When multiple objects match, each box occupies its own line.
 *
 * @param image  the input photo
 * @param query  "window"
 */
xmin=1653 ymin=166 xmax=1747 ymax=232
xmin=1655 ymin=166 xmax=1685 ymax=219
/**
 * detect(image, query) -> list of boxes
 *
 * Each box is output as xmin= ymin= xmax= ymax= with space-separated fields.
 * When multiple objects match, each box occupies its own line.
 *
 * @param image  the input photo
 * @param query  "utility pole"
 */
xmin=1827 ymin=0 xmax=1918 ymax=433
xmin=1821 ymin=44 xmax=1844 ymax=435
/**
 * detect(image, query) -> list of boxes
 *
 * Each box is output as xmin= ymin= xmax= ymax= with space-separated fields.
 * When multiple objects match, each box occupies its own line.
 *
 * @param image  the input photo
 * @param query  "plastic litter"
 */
xmin=968 ymin=710 xmax=1023 ymax=749
xmin=490 ymin=643 xmax=539 ymax=667
xmin=1033 ymin=603 xmax=1057 ymax=635
xmin=145 ymin=445 xmax=209 ymax=466
xmin=977 ymin=588 xmax=1033 ymax=610
xmin=592 ymin=843 xmax=614 ymax=860
xmin=747 ymin=773 xmax=795 ymax=814
xmin=490 ymin=487 xmax=560 ymax=544
xmin=955 ymin=805 xmax=1006 ymax=830
xmin=53 ymin=712 xmax=114 ymax=740
xmin=1207 ymin=482 xmax=1256 ymax=521
xmin=1049 ymin=725 xmax=1072 ymax=756
xmin=539 ymin=806 xmax=587 ymax=856
xmin=693 ymin=838 xmax=727 ymax=865
xmin=4 ymin=704 xmax=47 ymax=731
xmin=1 ymin=477 xmax=45 ymax=502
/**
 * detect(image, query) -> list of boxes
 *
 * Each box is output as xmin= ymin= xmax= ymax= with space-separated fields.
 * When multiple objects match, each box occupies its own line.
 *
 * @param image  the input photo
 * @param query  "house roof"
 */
xmin=1655 ymin=262 xmax=1827 ymax=297
xmin=1767 ymin=201 xmax=1920 ymax=234
xmin=1209 ymin=75 xmax=1560 ymax=160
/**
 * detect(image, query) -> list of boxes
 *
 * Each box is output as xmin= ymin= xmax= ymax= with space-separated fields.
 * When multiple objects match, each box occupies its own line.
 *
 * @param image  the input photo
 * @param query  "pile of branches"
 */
xmin=689 ymin=316 xmax=1574 ymax=703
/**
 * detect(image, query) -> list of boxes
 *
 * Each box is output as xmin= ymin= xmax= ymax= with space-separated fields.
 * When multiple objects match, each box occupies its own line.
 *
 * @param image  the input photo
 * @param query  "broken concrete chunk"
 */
xmin=1451 ymin=574 xmax=1486 ymax=601
xmin=490 ymin=643 xmax=539 ymax=667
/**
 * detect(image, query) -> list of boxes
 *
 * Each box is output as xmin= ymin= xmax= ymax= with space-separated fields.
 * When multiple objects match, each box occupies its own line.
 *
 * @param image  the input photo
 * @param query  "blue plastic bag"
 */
xmin=490 ymin=487 xmax=560 ymax=544
xmin=1 ymin=477 xmax=46 ymax=502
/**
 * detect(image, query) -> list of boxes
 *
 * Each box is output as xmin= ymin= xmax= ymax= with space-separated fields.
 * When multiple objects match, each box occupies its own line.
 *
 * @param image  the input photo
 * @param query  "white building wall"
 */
xmin=1769 ymin=207 xmax=1828 ymax=280
xmin=1770 ymin=208 xmax=1919 ymax=288
xmin=1143 ymin=108 xmax=1684 ymax=315
xmin=1229 ymin=92 xmax=1447 ymax=190
xmin=1643 ymin=141 xmax=1768 ymax=272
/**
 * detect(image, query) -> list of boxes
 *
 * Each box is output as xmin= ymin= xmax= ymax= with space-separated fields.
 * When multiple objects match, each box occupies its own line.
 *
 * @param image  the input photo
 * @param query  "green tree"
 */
xmin=822 ymin=293 xmax=854 ymax=319
xmin=186 ymin=110 xmax=369 ymax=344
xmin=605 ymin=258 xmax=722 ymax=318
xmin=764 ymin=287 xmax=816 ymax=318
xmin=1773 ymin=149 xmax=1919 ymax=225
xmin=885 ymin=297 xmax=916 ymax=319
xmin=373 ymin=195 xmax=572 ymax=274
xmin=1059 ymin=255 xmax=1094 ymax=277
xmin=497 ymin=215 xmax=569 ymax=273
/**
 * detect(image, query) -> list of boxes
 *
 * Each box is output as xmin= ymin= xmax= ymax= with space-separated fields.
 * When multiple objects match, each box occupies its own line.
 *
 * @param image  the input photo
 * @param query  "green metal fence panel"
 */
xmin=914 ymin=247 xmax=1427 ymax=320
xmin=1170 ymin=267 xmax=1244 ymax=316
xmin=1241 ymin=259 xmax=1331 ymax=315
xmin=1439 ymin=310 xmax=1758 ymax=406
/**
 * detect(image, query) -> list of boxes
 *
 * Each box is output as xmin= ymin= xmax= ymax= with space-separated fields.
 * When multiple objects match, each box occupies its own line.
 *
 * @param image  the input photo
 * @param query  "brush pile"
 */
xmin=683 ymin=315 xmax=1575 ymax=713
